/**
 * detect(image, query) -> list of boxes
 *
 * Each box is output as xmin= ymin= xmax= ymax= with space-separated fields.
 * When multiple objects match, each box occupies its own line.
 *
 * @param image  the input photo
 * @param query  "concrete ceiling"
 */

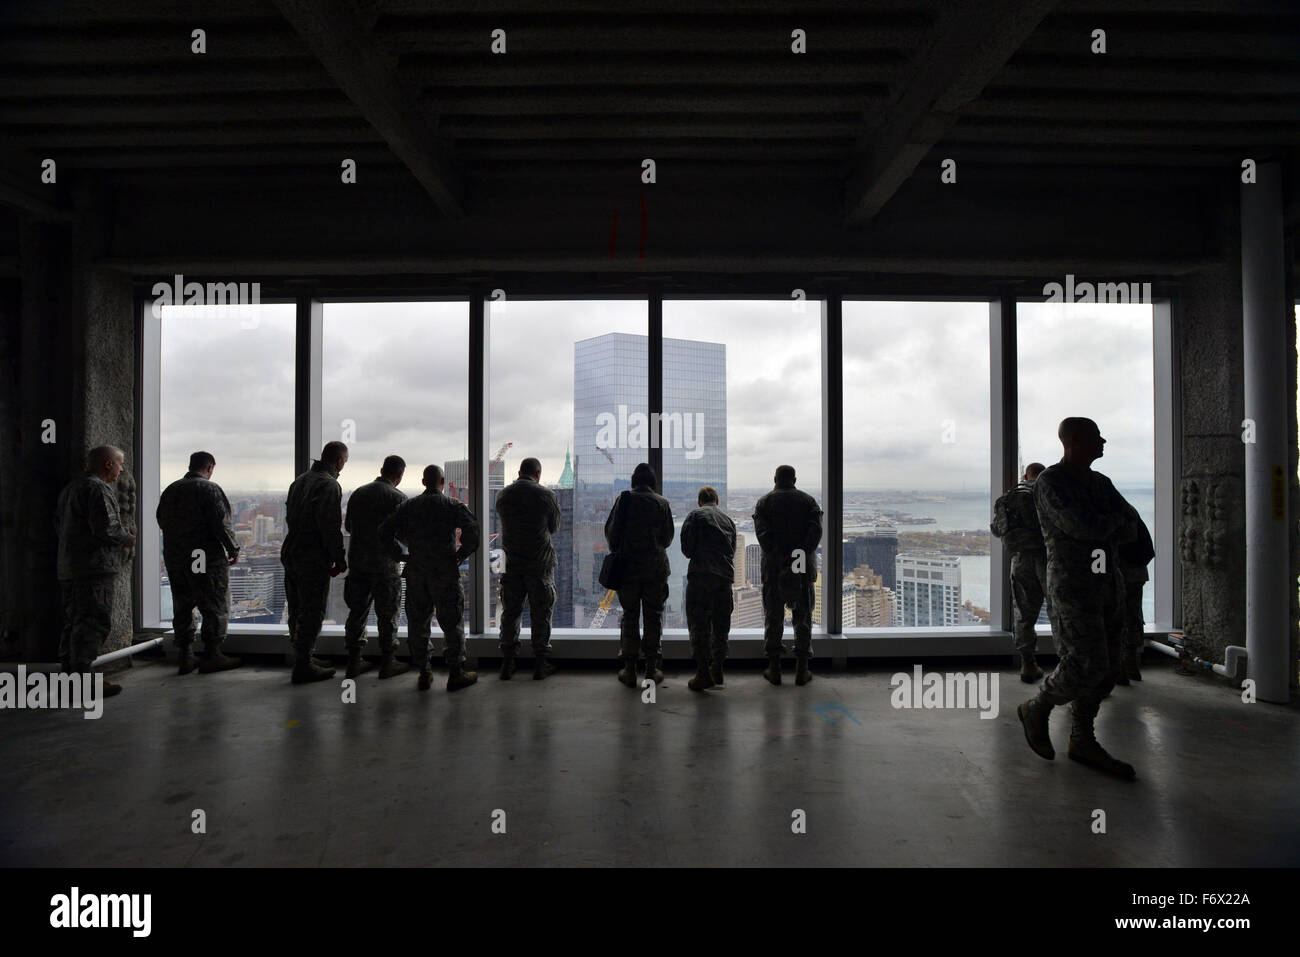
xmin=0 ymin=0 xmax=1295 ymax=281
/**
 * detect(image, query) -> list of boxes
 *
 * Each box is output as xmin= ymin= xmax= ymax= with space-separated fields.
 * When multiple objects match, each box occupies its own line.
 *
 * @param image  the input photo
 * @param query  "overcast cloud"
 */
xmin=159 ymin=298 xmax=1156 ymax=496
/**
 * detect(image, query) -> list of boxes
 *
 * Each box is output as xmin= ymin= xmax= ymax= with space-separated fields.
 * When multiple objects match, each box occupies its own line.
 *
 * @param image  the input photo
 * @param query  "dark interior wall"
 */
xmin=0 ymin=274 xmax=20 ymax=657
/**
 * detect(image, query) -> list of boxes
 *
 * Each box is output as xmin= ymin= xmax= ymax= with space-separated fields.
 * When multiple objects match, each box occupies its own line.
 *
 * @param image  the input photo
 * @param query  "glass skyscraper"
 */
xmin=572 ymin=333 xmax=726 ymax=627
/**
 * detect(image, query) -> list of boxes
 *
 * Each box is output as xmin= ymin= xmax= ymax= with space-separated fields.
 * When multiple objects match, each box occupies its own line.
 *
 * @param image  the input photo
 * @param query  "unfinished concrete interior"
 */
xmin=0 ymin=0 xmax=1297 ymax=868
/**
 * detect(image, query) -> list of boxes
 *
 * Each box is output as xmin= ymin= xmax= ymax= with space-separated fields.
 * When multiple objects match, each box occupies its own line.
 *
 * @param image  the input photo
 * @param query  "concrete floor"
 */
xmin=1 ymin=655 xmax=1297 ymax=867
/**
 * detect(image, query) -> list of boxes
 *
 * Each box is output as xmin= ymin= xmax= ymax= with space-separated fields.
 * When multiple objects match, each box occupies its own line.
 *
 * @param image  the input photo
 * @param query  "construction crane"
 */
xmin=588 ymin=588 xmax=618 ymax=628
xmin=596 ymin=444 xmax=615 ymax=464
xmin=492 ymin=441 xmax=513 ymax=465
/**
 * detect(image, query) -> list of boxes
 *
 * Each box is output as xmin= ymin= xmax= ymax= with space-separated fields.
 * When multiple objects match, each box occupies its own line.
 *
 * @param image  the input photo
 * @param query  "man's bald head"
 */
xmin=422 ymin=464 xmax=445 ymax=490
xmin=1058 ymin=417 xmax=1105 ymax=466
xmin=1024 ymin=462 xmax=1046 ymax=481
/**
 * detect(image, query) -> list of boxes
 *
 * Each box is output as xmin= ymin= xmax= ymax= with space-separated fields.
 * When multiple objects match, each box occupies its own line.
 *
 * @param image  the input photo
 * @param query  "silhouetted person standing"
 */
xmin=156 ymin=451 xmax=241 ymax=675
xmin=379 ymin=464 xmax=480 ymax=692
xmin=605 ymin=463 xmax=674 ymax=688
xmin=1114 ymin=498 xmax=1154 ymax=685
xmin=282 ymin=441 xmax=348 ymax=684
xmin=343 ymin=455 xmax=409 ymax=680
xmin=680 ymin=485 xmax=736 ymax=691
xmin=1017 ymin=417 xmax=1137 ymax=780
xmin=753 ymin=465 xmax=823 ymax=686
xmin=992 ymin=461 xmax=1049 ymax=682
xmin=56 ymin=445 xmax=135 ymax=697
xmin=494 ymin=457 xmax=561 ymax=681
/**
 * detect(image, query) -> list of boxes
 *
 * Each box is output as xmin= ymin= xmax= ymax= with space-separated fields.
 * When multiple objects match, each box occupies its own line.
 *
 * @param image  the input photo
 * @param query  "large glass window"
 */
xmin=1018 ymin=301 xmax=1156 ymax=623
xmin=661 ymin=300 xmax=824 ymax=632
xmin=157 ymin=302 xmax=296 ymax=628
xmin=488 ymin=300 xmax=647 ymax=631
xmin=842 ymin=301 xmax=992 ymax=629
xmin=321 ymin=301 xmax=470 ymax=631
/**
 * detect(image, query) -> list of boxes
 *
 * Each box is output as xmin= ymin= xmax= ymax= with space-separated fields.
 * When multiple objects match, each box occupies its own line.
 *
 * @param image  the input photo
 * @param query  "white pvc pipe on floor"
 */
xmin=91 ymin=636 xmax=164 ymax=667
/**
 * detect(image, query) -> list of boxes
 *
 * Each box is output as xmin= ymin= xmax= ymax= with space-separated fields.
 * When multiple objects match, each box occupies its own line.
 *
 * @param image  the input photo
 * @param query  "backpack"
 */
xmin=991 ymin=486 xmax=1042 ymax=553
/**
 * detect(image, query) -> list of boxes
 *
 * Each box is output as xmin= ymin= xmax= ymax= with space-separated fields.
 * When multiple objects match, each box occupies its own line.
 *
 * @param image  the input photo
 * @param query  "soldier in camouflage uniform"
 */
xmin=1017 ymin=417 xmax=1137 ymax=780
xmin=680 ymin=485 xmax=737 ymax=691
xmin=156 ymin=451 xmax=241 ymax=675
xmin=1115 ymin=498 xmax=1154 ymax=685
xmin=56 ymin=445 xmax=135 ymax=696
xmin=494 ymin=457 xmax=561 ymax=681
xmin=605 ymin=463 xmax=674 ymax=688
xmin=343 ymin=455 xmax=410 ymax=680
xmin=281 ymin=441 xmax=348 ymax=684
xmin=753 ymin=465 xmax=823 ymax=687
xmin=379 ymin=464 xmax=480 ymax=692
xmin=993 ymin=462 xmax=1050 ymax=682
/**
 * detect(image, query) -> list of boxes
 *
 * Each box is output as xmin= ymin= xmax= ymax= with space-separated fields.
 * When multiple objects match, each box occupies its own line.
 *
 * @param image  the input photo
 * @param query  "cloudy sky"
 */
xmin=159 ymin=298 xmax=1156 ymax=495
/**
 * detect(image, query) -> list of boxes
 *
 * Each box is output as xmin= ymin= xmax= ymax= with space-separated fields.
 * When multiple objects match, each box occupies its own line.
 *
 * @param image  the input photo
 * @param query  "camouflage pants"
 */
xmin=164 ymin=550 xmax=230 ymax=651
xmin=406 ymin=573 xmax=466 ymax=670
xmin=1123 ymin=581 xmax=1145 ymax=667
xmin=1010 ymin=550 xmax=1047 ymax=654
xmin=685 ymin=575 xmax=733 ymax=664
xmin=498 ymin=567 xmax=556 ymax=654
xmin=616 ymin=577 xmax=669 ymax=659
xmin=761 ymin=573 xmax=814 ymax=658
xmin=59 ymin=576 xmax=114 ymax=668
xmin=343 ymin=570 xmax=401 ymax=653
xmin=1041 ymin=561 xmax=1125 ymax=741
xmin=284 ymin=563 xmax=331 ymax=657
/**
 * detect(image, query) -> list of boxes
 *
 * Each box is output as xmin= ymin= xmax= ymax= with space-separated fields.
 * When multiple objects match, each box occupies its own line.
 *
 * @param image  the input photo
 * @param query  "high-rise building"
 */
xmin=731 ymin=583 xmax=765 ymax=629
xmin=733 ymin=531 xmax=746 ymax=586
xmin=572 ymin=333 xmax=726 ymax=626
xmin=254 ymin=514 xmax=276 ymax=545
xmin=812 ymin=572 xmax=857 ymax=628
xmin=745 ymin=543 xmax=762 ymax=585
xmin=895 ymin=554 xmax=962 ymax=627
xmin=843 ymin=525 xmax=899 ymax=589
xmin=847 ymin=565 xmax=893 ymax=628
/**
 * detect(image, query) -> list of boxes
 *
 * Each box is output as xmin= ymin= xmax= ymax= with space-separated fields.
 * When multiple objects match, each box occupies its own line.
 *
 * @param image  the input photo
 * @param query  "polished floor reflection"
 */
xmin=1 ymin=656 xmax=1296 ymax=867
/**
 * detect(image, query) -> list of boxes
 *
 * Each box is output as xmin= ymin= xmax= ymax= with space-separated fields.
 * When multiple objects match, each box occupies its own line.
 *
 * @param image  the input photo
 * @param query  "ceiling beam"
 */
xmin=844 ymin=0 xmax=1059 ymax=225
xmin=272 ymin=0 xmax=463 ymax=216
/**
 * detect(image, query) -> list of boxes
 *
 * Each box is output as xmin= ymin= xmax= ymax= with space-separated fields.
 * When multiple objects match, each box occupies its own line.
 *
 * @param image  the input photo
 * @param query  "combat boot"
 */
xmin=1017 ymin=697 xmax=1055 ymax=760
xmin=1019 ymin=652 xmax=1042 ymax=683
xmin=89 ymin=666 xmax=123 ymax=698
xmin=687 ymin=660 xmax=714 ymax=692
xmin=795 ymin=658 xmax=814 ymax=686
xmin=532 ymin=656 xmax=556 ymax=680
xmin=763 ymin=654 xmax=782 ymax=686
xmin=645 ymin=653 xmax=664 ymax=684
xmin=617 ymin=656 xmax=638 ymax=688
xmin=1125 ymin=656 xmax=1142 ymax=682
xmin=1115 ymin=673 xmax=1130 ymax=686
xmin=292 ymin=659 xmax=336 ymax=684
xmin=499 ymin=650 xmax=517 ymax=680
xmin=198 ymin=647 xmax=241 ymax=673
xmin=345 ymin=649 xmax=373 ymax=679
xmin=377 ymin=651 xmax=410 ymax=679
xmin=177 ymin=646 xmax=199 ymax=675
xmin=1068 ymin=738 xmax=1136 ymax=780
xmin=709 ymin=660 xmax=724 ymax=686
xmin=417 ymin=667 xmax=433 ymax=691
xmin=447 ymin=666 xmax=478 ymax=692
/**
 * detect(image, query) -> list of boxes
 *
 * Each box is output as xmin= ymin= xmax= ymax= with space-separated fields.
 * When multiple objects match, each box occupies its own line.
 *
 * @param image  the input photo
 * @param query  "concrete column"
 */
xmin=1240 ymin=162 xmax=1291 ymax=703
